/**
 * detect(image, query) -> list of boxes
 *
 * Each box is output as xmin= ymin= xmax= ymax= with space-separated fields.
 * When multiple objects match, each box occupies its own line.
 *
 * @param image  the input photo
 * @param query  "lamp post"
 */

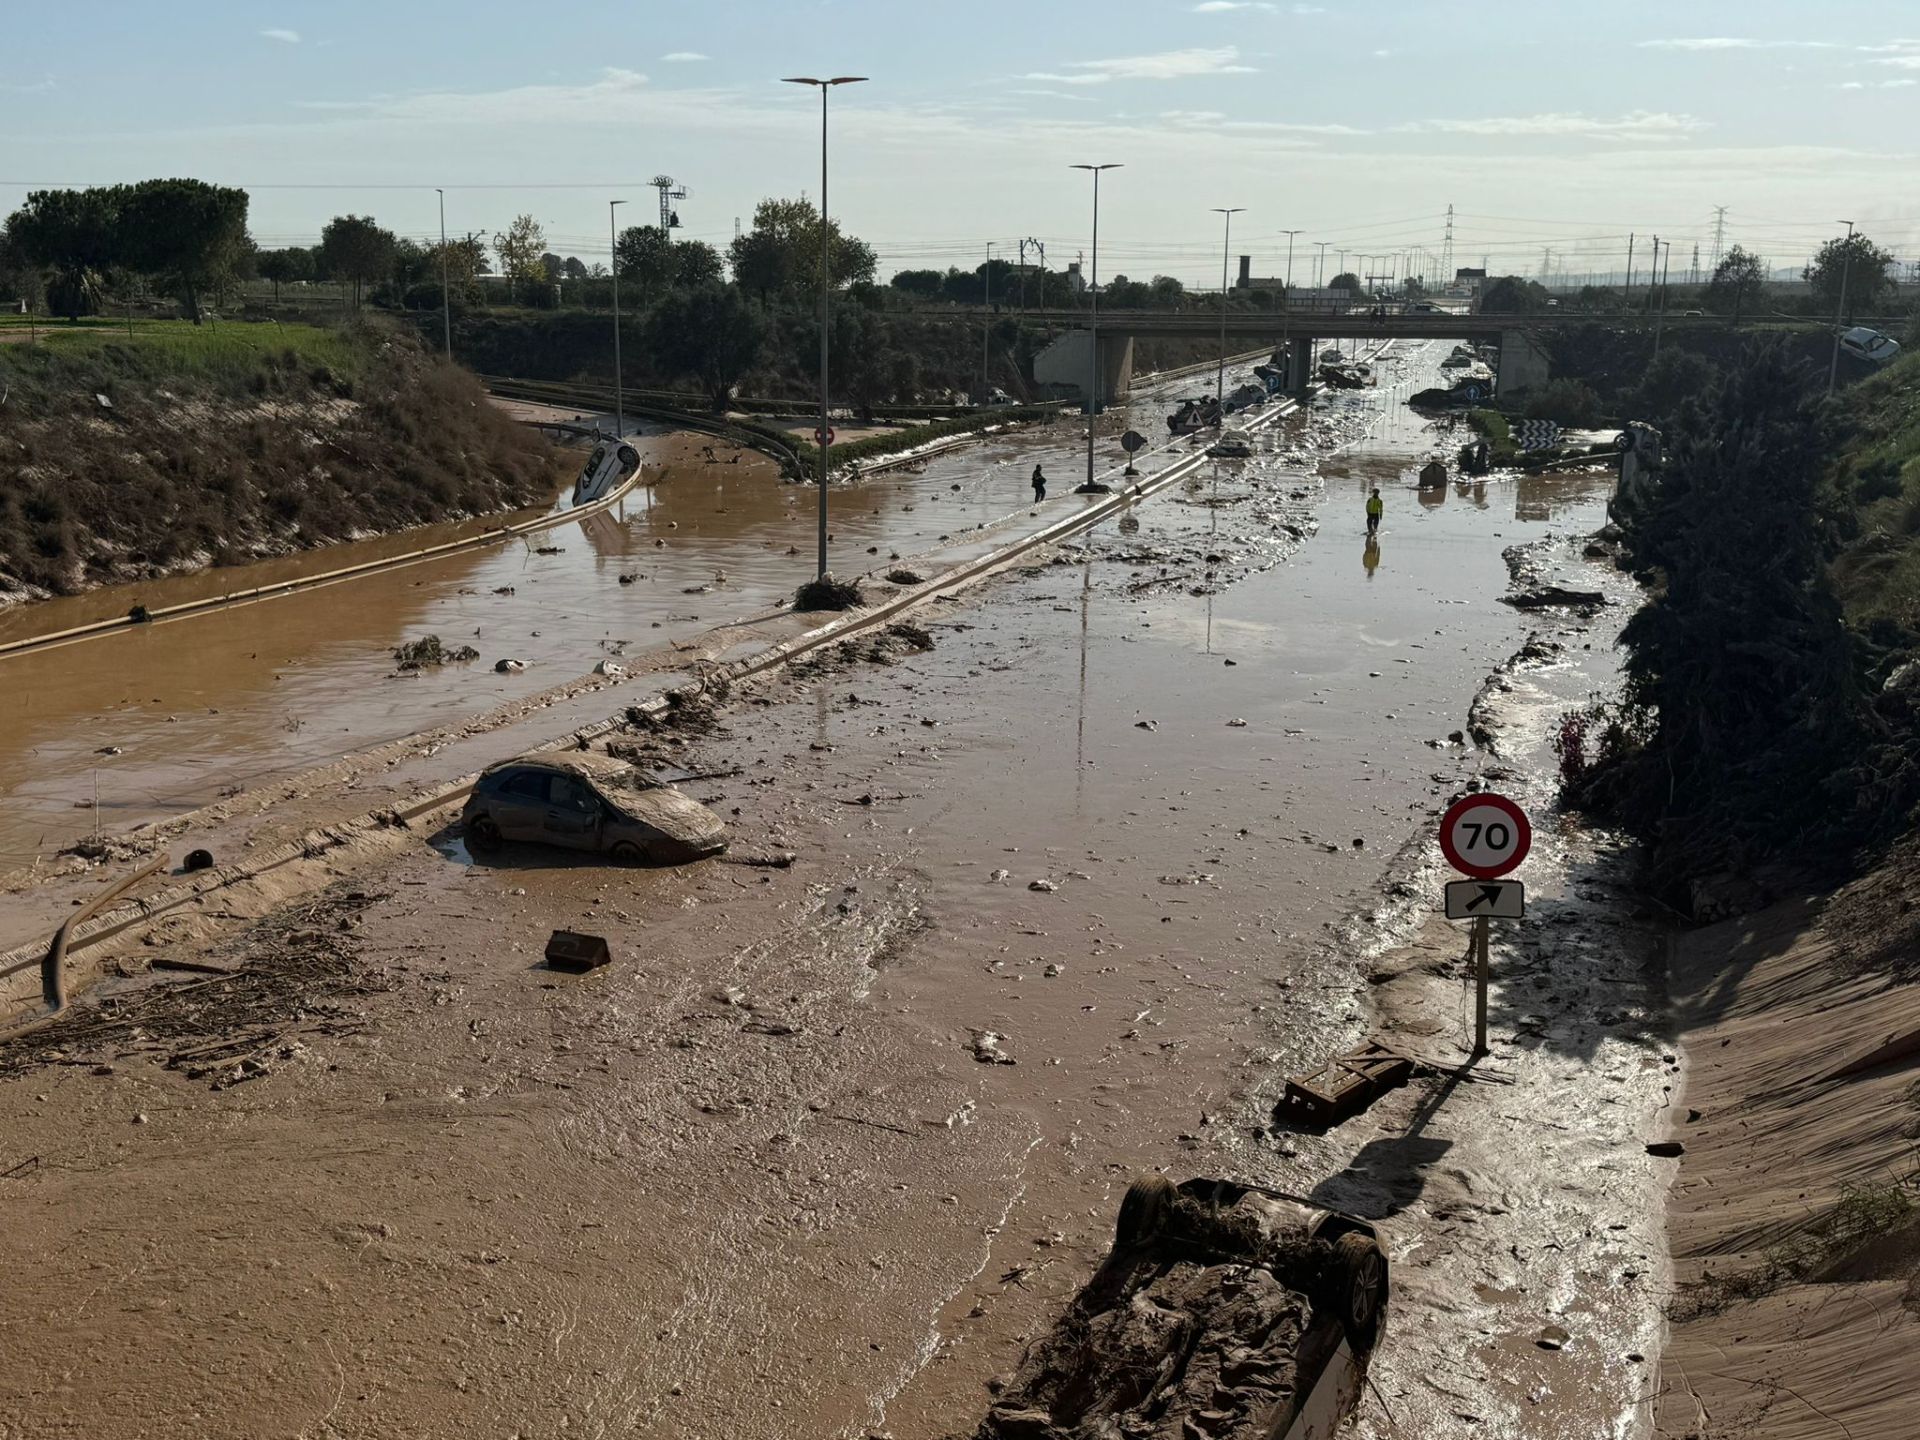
xmin=1211 ymin=207 xmax=1244 ymax=411
xmin=1279 ymin=229 xmax=1302 ymax=290
xmin=783 ymin=75 xmax=868 ymax=579
xmin=609 ymin=198 xmax=627 ymax=437
xmin=1828 ymin=219 xmax=1856 ymax=394
xmin=1071 ymin=163 xmax=1122 ymax=492
xmin=436 ymin=188 xmax=452 ymax=359
xmin=1314 ymin=240 xmax=1328 ymax=287
xmin=982 ymin=241 xmax=993 ymax=401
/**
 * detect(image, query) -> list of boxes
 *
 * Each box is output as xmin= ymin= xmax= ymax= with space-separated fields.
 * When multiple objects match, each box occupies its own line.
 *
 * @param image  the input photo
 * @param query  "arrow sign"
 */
xmin=1445 ymin=879 xmax=1525 ymax=919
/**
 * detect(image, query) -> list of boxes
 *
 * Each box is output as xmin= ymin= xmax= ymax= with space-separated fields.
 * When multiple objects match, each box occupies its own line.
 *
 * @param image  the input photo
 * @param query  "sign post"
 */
xmin=1120 ymin=428 xmax=1146 ymax=477
xmin=1438 ymin=793 xmax=1532 ymax=1059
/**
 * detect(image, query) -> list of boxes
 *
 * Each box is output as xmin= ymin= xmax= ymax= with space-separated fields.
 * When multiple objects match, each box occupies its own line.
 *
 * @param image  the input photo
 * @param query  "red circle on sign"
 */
xmin=815 ymin=427 xmax=835 ymax=445
xmin=1439 ymin=792 xmax=1532 ymax=879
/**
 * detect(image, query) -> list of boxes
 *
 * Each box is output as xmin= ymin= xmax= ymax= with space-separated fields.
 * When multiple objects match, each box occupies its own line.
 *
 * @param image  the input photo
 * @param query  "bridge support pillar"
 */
xmin=1282 ymin=336 xmax=1316 ymax=397
xmin=1496 ymin=331 xmax=1551 ymax=397
xmin=1034 ymin=331 xmax=1135 ymax=412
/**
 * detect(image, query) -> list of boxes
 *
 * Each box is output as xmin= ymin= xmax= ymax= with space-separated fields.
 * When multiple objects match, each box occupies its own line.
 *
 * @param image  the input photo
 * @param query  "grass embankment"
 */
xmin=1830 ymin=350 xmax=1920 ymax=639
xmin=0 ymin=318 xmax=565 ymax=601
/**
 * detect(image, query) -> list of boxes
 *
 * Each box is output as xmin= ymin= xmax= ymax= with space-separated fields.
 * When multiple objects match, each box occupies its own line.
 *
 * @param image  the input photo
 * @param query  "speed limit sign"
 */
xmin=1439 ymin=792 xmax=1531 ymax=879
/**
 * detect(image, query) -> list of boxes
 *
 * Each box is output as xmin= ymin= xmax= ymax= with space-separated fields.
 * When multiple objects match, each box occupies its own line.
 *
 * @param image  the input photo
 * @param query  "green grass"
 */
xmin=0 ymin=316 xmax=364 ymax=388
xmin=1829 ymin=350 xmax=1920 ymax=634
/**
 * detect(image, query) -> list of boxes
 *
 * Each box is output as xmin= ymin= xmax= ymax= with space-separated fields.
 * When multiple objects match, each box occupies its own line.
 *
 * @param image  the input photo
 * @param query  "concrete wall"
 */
xmin=1496 ymin=330 xmax=1552 ymax=396
xmin=1033 ymin=331 xmax=1135 ymax=411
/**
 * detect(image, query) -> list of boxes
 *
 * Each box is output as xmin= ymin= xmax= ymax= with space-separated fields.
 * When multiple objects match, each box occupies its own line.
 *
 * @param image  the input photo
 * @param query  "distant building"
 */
xmin=1454 ymin=267 xmax=1488 ymax=289
xmin=1064 ymin=261 xmax=1087 ymax=296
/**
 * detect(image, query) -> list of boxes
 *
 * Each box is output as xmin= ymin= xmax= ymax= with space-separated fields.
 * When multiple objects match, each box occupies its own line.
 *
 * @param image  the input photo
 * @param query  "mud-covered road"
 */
xmin=0 ymin=346 xmax=1669 ymax=1439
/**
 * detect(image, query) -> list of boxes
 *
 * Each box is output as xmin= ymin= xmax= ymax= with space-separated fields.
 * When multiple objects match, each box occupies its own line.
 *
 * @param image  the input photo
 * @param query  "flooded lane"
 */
xmin=0 ymin=366 xmax=1266 ymax=867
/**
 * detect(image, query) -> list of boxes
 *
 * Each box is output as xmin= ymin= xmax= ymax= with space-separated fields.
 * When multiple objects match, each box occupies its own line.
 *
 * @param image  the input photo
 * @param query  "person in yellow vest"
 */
xmin=1365 ymin=486 xmax=1384 ymax=536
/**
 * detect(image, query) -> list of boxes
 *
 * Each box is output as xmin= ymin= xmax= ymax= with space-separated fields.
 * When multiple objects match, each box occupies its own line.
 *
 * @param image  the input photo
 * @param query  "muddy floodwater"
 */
xmin=0 ymin=343 xmax=1665 ymax=1440
xmin=2 ymin=362 xmax=1283 ymax=868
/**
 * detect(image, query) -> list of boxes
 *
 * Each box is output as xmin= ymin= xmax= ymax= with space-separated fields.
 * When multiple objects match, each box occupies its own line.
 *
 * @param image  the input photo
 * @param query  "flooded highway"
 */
xmin=0 ymin=361 xmax=1274 ymax=868
xmin=0 ymin=340 xmax=1666 ymax=1440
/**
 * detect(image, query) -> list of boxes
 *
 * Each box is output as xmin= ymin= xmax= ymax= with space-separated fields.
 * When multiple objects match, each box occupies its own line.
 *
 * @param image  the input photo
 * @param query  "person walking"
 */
xmin=1365 ymin=486 xmax=1383 ymax=536
xmin=1031 ymin=464 xmax=1047 ymax=503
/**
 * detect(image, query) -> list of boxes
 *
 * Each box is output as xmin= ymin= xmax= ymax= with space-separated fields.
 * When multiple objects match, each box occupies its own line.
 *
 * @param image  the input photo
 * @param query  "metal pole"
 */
xmin=1829 ymin=220 xmax=1855 ymax=394
xmin=1650 ymin=238 xmax=1665 ymax=358
xmin=437 ymin=188 xmax=452 ymax=359
xmin=982 ymin=241 xmax=992 ymax=401
xmin=1071 ymin=164 xmax=1120 ymax=491
xmin=1623 ymin=232 xmax=1634 ymax=307
xmin=1212 ymin=207 xmax=1242 ymax=409
xmin=817 ymin=84 xmax=832 ymax=576
xmin=1472 ymin=915 xmax=1490 ymax=1059
xmin=609 ymin=199 xmax=626 ymax=437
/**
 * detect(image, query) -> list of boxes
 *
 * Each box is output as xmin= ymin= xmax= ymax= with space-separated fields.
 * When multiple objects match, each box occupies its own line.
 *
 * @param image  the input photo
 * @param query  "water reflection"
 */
xmin=1363 ymin=538 xmax=1381 ymax=580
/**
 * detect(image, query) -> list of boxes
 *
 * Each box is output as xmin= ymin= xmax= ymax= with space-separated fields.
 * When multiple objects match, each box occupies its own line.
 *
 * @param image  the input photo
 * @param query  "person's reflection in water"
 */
xmin=1363 ymin=536 xmax=1381 ymax=580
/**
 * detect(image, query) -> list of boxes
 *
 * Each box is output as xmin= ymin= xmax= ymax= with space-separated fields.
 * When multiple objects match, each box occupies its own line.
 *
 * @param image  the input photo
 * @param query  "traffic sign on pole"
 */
xmin=1439 ymin=792 xmax=1531 ymax=879
xmin=1120 ymin=429 xmax=1147 ymax=454
xmin=814 ymin=426 xmax=835 ymax=446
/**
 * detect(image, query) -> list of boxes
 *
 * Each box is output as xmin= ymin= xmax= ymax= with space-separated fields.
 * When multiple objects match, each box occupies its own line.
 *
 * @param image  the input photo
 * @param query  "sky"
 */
xmin=3 ymin=0 xmax=1917 ymax=288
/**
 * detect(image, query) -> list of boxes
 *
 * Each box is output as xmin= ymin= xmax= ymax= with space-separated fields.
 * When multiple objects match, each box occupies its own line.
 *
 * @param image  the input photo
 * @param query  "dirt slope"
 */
xmin=1655 ymin=839 xmax=1920 ymax=1439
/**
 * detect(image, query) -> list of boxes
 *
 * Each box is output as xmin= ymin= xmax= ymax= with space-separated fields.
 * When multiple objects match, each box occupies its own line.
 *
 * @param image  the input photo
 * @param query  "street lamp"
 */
xmin=783 ymin=74 xmax=868 ymax=579
xmin=1314 ymin=240 xmax=1329 ymax=287
xmin=1071 ymin=163 xmax=1122 ymax=492
xmin=609 ymin=198 xmax=627 ymax=437
xmin=982 ymin=241 xmax=993 ymax=401
xmin=436 ymin=188 xmax=452 ymax=360
xmin=1211 ymin=207 xmax=1245 ymax=411
xmin=1829 ymin=219 xmax=1856 ymax=394
xmin=1279 ymin=229 xmax=1302 ymax=290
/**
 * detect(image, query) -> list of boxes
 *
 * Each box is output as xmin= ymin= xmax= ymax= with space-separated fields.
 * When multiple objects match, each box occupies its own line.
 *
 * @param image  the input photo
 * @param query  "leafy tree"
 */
xmin=726 ymin=197 xmax=875 ymax=305
xmin=4 ymin=187 xmax=121 ymax=319
xmin=1149 ymin=275 xmax=1185 ymax=307
xmin=1328 ymin=271 xmax=1363 ymax=295
xmin=562 ymin=256 xmax=589 ymax=282
xmin=675 ymin=240 xmax=722 ymax=290
xmin=891 ymin=268 xmax=945 ymax=299
xmin=492 ymin=214 xmax=548 ymax=285
xmin=645 ymin=283 xmax=769 ymax=408
xmin=427 ymin=235 xmax=489 ymax=285
xmin=1705 ymin=246 xmax=1767 ymax=323
xmin=1610 ymin=343 xmax=1862 ymax=879
xmin=255 ymin=245 xmax=313 ymax=303
xmin=1479 ymin=275 xmax=1544 ymax=313
xmin=1804 ymin=231 xmax=1896 ymax=316
xmin=615 ymin=225 xmax=678 ymax=297
xmin=1577 ymin=284 xmax=1620 ymax=311
xmin=114 ymin=179 xmax=250 ymax=324
xmin=321 ymin=214 xmax=397 ymax=308
xmin=1629 ymin=347 xmax=1717 ymax=427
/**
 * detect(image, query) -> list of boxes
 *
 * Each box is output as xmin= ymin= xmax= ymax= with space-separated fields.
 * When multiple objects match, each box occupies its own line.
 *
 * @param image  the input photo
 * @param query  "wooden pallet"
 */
xmin=1279 ymin=1041 xmax=1414 ymax=1129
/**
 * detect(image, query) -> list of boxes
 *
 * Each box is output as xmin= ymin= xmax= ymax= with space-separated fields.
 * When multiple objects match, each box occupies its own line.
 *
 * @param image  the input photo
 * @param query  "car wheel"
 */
xmin=467 ymin=815 xmax=503 ymax=851
xmin=1331 ymin=1231 xmax=1389 ymax=1349
xmin=1114 ymin=1176 xmax=1179 ymax=1251
xmin=610 ymin=840 xmax=646 ymax=865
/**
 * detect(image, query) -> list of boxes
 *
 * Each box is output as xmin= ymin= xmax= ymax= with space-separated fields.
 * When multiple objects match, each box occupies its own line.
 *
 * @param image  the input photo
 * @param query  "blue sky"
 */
xmin=3 ymin=1 xmax=1916 ymax=286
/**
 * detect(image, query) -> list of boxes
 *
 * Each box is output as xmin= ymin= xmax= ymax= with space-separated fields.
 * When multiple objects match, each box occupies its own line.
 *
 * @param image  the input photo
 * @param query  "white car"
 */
xmin=1839 ymin=327 xmax=1902 ymax=366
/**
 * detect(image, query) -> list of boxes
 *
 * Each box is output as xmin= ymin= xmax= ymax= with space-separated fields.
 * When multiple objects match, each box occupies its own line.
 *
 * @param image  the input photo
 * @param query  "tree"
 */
xmin=562 ymin=256 xmax=589 ymax=282
xmin=321 ymin=214 xmax=397 ymax=308
xmin=1705 ymin=246 xmax=1767 ymax=323
xmin=726 ymin=197 xmax=876 ymax=306
xmin=1328 ymin=271 xmax=1363 ymax=295
xmin=1479 ymin=275 xmax=1542 ymax=313
xmin=1629 ymin=347 xmax=1717 ymax=427
xmin=492 ymin=214 xmax=548 ymax=285
xmin=255 ymin=246 xmax=312 ymax=304
xmin=114 ymin=179 xmax=249 ymax=324
xmin=645 ymin=284 xmax=768 ymax=409
xmin=891 ymin=269 xmax=944 ymax=299
xmin=675 ymin=240 xmax=722 ymax=290
xmin=1149 ymin=275 xmax=1185 ymax=307
xmin=1521 ymin=378 xmax=1601 ymax=428
xmin=3 ymin=187 xmax=121 ymax=319
xmin=1611 ymin=343 xmax=1862 ymax=880
xmin=615 ymin=225 xmax=678 ymax=297
xmin=1804 ymin=231 xmax=1896 ymax=317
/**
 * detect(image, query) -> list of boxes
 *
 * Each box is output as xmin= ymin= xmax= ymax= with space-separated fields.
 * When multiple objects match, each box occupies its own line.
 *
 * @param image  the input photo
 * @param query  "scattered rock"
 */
xmin=887 ymin=568 xmax=926 ymax=586
xmin=967 ymin=1030 xmax=1016 ymax=1065
xmin=1029 ymin=879 xmax=1057 ymax=893
xmin=1645 ymin=1140 xmax=1686 ymax=1158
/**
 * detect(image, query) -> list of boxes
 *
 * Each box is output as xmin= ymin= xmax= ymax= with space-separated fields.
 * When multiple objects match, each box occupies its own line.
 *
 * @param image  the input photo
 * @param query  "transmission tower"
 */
xmin=651 ymin=175 xmax=688 ymax=232
xmin=1709 ymin=205 xmax=1728 ymax=268
xmin=1689 ymin=243 xmax=1701 ymax=285
xmin=1441 ymin=203 xmax=1455 ymax=282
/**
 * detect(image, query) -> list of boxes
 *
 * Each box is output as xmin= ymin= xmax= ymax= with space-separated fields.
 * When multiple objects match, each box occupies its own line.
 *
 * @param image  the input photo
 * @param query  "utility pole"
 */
xmin=436 ymin=188 xmax=452 ymax=360
xmin=1829 ymin=219 xmax=1856 ymax=393
xmin=608 ymin=199 xmax=627 ymax=436
xmin=1314 ymin=240 xmax=1329 ymax=287
xmin=1072 ymin=164 xmax=1122 ymax=492
xmin=1651 ymin=238 xmax=1671 ymax=358
xmin=981 ymin=242 xmax=993 ymax=401
xmin=1624 ymin=233 xmax=1634 ymax=304
xmin=1212 ymin=207 xmax=1245 ymax=410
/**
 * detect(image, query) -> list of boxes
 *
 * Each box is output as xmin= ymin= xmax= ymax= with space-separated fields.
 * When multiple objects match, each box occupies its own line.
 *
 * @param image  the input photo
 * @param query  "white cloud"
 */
xmin=1638 ymin=37 xmax=1837 ymax=50
xmin=1840 ymin=76 xmax=1919 ymax=88
xmin=1399 ymin=110 xmax=1709 ymax=139
xmin=295 ymin=67 xmax=653 ymax=123
xmin=260 ymin=28 xmax=301 ymax=44
xmin=661 ymin=51 xmax=708 ymax=62
xmin=1160 ymin=108 xmax=1363 ymax=135
xmin=1294 ymin=3 xmax=1326 ymax=11
xmin=1022 ymin=46 xmax=1256 ymax=85
xmin=1193 ymin=2 xmax=1273 ymax=11
xmin=0 ymin=73 xmax=56 ymax=94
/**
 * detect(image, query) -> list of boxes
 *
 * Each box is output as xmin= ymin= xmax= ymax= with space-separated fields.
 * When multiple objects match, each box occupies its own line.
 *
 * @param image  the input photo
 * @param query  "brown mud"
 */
xmin=0 ymin=344 xmax=1667 ymax=1439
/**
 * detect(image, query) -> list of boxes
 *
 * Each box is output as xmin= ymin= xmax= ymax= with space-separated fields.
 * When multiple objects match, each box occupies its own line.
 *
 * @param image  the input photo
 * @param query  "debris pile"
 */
xmin=392 ymin=635 xmax=480 ymax=670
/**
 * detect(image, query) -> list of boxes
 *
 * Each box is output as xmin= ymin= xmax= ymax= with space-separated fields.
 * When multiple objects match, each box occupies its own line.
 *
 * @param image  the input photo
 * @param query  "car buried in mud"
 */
xmin=460 ymin=754 xmax=727 ymax=864
xmin=977 ymin=1175 xmax=1388 ymax=1440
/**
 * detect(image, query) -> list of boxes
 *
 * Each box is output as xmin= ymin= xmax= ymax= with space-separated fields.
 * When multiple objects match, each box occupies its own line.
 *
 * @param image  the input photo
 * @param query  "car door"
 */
xmin=542 ymin=774 xmax=606 ymax=850
xmin=490 ymin=769 xmax=553 ymax=841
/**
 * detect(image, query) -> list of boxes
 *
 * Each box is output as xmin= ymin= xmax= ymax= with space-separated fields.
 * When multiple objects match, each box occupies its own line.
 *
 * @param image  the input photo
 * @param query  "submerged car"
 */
xmin=461 ymin=754 xmax=727 ymax=864
xmin=978 ymin=1175 xmax=1389 ymax=1440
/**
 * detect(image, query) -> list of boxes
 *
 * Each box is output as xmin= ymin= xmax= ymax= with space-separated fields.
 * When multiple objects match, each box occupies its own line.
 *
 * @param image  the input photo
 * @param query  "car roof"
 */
xmin=478 ymin=752 xmax=634 ymax=784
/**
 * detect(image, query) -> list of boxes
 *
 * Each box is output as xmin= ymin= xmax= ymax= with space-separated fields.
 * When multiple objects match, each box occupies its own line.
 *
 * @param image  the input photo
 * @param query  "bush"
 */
xmin=1522 ymin=378 xmax=1602 ymax=428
